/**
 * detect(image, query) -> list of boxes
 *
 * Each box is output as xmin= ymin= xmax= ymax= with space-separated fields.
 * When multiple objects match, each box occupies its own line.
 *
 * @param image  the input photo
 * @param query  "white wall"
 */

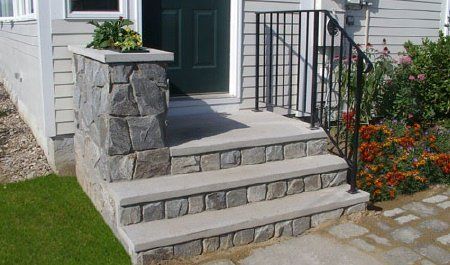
xmin=0 ymin=19 xmax=47 ymax=148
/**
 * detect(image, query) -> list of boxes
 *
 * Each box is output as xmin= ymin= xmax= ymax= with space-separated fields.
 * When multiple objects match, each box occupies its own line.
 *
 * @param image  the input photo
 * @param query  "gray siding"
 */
xmin=51 ymin=20 xmax=95 ymax=135
xmin=241 ymin=0 xmax=301 ymax=109
xmin=346 ymin=0 xmax=442 ymax=54
xmin=0 ymin=20 xmax=47 ymax=146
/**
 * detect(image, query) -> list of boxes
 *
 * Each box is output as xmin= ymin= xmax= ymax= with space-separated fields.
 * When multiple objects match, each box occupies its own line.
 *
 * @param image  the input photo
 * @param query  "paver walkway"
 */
xmin=164 ymin=186 xmax=449 ymax=265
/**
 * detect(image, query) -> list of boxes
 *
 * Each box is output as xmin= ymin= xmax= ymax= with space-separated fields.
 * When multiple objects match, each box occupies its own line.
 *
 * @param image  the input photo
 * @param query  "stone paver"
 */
xmin=416 ymin=244 xmax=450 ymax=265
xmin=436 ymin=234 xmax=450 ymax=246
xmin=419 ymin=219 xmax=449 ymax=232
xmin=395 ymin=214 xmax=420 ymax=224
xmin=383 ymin=208 xmax=405 ymax=217
xmin=350 ymin=238 xmax=376 ymax=252
xmin=422 ymin=195 xmax=448 ymax=204
xmin=402 ymin=202 xmax=437 ymax=217
xmin=391 ymin=227 xmax=422 ymax=244
xmin=239 ymin=234 xmax=384 ymax=265
xmin=383 ymin=247 xmax=421 ymax=265
xmin=366 ymin=234 xmax=391 ymax=246
xmin=328 ymin=223 xmax=369 ymax=239
xmin=437 ymin=201 xmax=450 ymax=209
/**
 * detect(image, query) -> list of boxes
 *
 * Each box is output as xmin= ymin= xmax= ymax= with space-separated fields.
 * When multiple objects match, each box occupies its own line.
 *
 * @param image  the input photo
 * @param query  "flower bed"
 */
xmin=357 ymin=121 xmax=449 ymax=202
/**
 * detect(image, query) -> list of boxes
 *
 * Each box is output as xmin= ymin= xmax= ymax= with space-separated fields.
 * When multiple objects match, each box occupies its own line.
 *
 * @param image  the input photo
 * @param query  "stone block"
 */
xmin=165 ymin=198 xmax=188 ymax=219
xmin=247 ymin=184 xmax=266 ymax=203
xmin=226 ymin=189 xmax=247 ymax=208
xmin=110 ymin=84 xmax=139 ymax=116
xmin=266 ymin=145 xmax=283 ymax=162
xmin=203 ymin=237 xmax=220 ymax=253
xmin=422 ymin=195 xmax=448 ymax=204
xmin=120 ymin=206 xmax=141 ymax=226
xmin=140 ymin=246 xmax=173 ymax=264
xmin=127 ymin=115 xmax=166 ymax=151
xmin=293 ymin=217 xmax=310 ymax=236
xmin=136 ymin=63 xmax=167 ymax=84
xmin=350 ymin=239 xmax=375 ymax=252
xmin=330 ymin=171 xmax=347 ymax=187
xmin=110 ymin=63 xmax=134 ymax=84
xmin=345 ymin=203 xmax=366 ymax=215
xmin=275 ymin=220 xmax=293 ymax=237
xmin=107 ymin=117 xmax=132 ymax=155
xmin=171 ymin=156 xmax=200 ymax=174
xmin=220 ymin=150 xmax=241 ymax=169
xmin=402 ymin=202 xmax=437 ymax=217
xmin=200 ymin=153 xmax=220 ymax=171
xmin=143 ymin=202 xmax=164 ymax=222
xmin=233 ymin=229 xmax=254 ymax=246
xmin=311 ymin=208 xmax=343 ymax=227
xmin=266 ymin=181 xmax=287 ymax=200
xmin=219 ymin=233 xmax=234 ymax=250
xmin=321 ymin=172 xmax=336 ymax=188
xmin=383 ymin=208 xmax=406 ymax=217
xmin=304 ymin=174 xmax=321 ymax=192
xmin=437 ymin=234 xmax=450 ymax=246
xmin=419 ymin=219 xmax=449 ymax=232
xmin=131 ymin=73 xmax=167 ymax=116
xmin=394 ymin=214 xmax=419 ymax=224
xmin=254 ymin=224 xmax=275 ymax=243
xmin=108 ymin=154 xmax=136 ymax=182
xmin=416 ymin=244 xmax=450 ymax=265
xmin=205 ymin=192 xmax=226 ymax=210
xmin=283 ymin=142 xmax=306 ymax=159
xmin=174 ymin=240 xmax=202 ymax=258
xmin=188 ymin=195 xmax=205 ymax=214
xmin=383 ymin=247 xmax=421 ymax=265
xmin=366 ymin=234 xmax=391 ymax=246
xmin=307 ymin=139 xmax=328 ymax=156
xmin=287 ymin=178 xmax=304 ymax=195
xmin=241 ymin=147 xmax=266 ymax=165
xmin=134 ymin=148 xmax=170 ymax=179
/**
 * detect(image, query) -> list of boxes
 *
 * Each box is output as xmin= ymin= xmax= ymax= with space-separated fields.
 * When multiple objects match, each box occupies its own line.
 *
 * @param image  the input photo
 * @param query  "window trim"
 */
xmin=0 ymin=0 xmax=36 ymax=22
xmin=65 ymin=0 xmax=128 ymax=19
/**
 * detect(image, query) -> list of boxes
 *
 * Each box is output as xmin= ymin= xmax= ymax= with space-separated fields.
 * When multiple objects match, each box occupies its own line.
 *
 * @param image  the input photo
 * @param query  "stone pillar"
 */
xmin=70 ymin=46 xmax=174 ymax=186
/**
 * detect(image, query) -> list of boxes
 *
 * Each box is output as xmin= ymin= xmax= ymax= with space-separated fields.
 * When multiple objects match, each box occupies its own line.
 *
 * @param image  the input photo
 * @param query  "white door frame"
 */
xmin=136 ymin=0 xmax=243 ymax=99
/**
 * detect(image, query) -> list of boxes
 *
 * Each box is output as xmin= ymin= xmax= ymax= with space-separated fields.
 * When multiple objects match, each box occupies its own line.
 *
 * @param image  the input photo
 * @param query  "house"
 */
xmin=0 ymin=0 xmax=448 ymax=263
xmin=0 ymin=0 xmax=447 ymax=174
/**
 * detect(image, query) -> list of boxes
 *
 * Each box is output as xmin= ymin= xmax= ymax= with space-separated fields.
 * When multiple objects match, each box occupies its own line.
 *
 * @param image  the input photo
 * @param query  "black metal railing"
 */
xmin=254 ymin=10 xmax=373 ymax=193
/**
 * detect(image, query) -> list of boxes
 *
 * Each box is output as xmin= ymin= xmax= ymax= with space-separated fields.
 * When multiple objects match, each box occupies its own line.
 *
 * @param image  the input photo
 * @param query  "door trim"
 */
xmin=136 ymin=0 xmax=242 ymax=99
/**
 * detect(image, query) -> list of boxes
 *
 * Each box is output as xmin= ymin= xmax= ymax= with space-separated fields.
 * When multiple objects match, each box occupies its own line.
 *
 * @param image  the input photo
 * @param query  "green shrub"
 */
xmin=87 ymin=17 xmax=143 ymax=52
xmin=379 ymin=33 xmax=450 ymax=124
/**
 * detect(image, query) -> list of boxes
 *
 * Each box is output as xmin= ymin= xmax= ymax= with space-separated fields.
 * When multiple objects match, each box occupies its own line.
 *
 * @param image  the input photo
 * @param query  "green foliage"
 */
xmin=379 ymin=33 xmax=450 ymax=124
xmin=87 ymin=18 xmax=143 ymax=52
xmin=0 ymin=175 xmax=130 ymax=265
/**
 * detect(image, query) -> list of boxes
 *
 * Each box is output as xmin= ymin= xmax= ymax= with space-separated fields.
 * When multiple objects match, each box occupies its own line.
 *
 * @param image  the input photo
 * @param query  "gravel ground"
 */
xmin=0 ymin=84 xmax=52 ymax=183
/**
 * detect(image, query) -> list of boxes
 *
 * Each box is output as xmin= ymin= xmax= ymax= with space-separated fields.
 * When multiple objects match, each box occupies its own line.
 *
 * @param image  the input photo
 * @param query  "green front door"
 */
xmin=143 ymin=0 xmax=230 ymax=96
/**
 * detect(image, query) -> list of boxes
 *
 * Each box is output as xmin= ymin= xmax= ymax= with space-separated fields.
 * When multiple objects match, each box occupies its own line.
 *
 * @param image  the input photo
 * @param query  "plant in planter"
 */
xmin=87 ymin=17 xmax=144 ymax=52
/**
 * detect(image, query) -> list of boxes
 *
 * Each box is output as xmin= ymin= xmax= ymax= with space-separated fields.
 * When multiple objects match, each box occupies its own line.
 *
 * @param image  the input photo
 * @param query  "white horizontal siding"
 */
xmin=51 ymin=19 xmax=95 ymax=135
xmin=0 ymin=20 xmax=47 ymax=145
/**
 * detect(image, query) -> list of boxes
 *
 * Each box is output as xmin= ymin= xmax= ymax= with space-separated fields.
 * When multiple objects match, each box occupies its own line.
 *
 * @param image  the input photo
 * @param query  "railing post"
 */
xmin=349 ymin=53 xmax=364 ymax=194
xmin=255 ymin=13 xmax=260 ymax=111
xmin=310 ymin=11 xmax=320 ymax=129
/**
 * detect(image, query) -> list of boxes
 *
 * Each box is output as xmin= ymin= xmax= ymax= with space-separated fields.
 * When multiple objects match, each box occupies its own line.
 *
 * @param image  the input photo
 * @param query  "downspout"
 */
xmin=363 ymin=1 xmax=371 ymax=50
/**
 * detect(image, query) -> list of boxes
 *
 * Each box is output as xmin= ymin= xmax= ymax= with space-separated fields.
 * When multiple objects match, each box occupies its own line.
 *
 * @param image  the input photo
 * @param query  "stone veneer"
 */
xmin=171 ymin=138 xmax=329 ymax=175
xmin=135 ymin=203 xmax=367 ymax=264
xmin=70 ymin=46 xmax=174 ymax=229
xmin=119 ymin=170 xmax=348 ymax=226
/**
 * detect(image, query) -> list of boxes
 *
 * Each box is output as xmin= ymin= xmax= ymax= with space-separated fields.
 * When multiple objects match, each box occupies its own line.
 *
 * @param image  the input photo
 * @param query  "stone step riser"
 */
xmin=170 ymin=138 xmax=328 ymax=175
xmin=134 ymin=203 xmax=367 ymax=264
xmin=119 ymin=169 xmax=347 ymax=226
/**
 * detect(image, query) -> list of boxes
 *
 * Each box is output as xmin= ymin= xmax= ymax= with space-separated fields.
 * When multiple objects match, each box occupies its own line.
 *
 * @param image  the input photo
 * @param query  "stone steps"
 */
xmin=117 ymin=184 xmax=369 ymax=262
xmin=108 ymin=154 xmax=349 ymax=225
xmin=167 ymin=111 xmax=329 ymax=175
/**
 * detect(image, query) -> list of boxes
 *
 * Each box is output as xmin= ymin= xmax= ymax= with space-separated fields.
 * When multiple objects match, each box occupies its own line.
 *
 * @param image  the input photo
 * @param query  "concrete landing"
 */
xmin=168 ymin=110 xmax=326 ymax=156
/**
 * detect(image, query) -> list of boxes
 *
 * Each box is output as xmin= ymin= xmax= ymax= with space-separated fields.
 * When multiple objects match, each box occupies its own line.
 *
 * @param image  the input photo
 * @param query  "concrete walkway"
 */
xmin=166 ymin=186 xmax=450 ymax=265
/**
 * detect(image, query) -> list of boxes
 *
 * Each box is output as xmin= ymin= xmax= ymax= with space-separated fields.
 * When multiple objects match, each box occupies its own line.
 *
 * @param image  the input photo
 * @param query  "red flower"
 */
xmin=342 ymin=110 xmax=356 ymax=129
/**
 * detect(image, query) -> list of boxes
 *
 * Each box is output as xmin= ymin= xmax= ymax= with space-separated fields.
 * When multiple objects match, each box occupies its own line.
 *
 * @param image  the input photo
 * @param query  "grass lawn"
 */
xmin=0 ymin=175 xmax=131 ymax=265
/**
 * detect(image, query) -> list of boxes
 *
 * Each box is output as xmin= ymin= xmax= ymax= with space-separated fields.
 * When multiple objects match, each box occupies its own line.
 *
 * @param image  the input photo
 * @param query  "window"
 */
xmin=66 ymin=0 xmax=127 ymax=19
xmin=0 ymin=0 xmax=35 ymax=20
xmin=0 ymin=0 xmax=14 ymax=17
